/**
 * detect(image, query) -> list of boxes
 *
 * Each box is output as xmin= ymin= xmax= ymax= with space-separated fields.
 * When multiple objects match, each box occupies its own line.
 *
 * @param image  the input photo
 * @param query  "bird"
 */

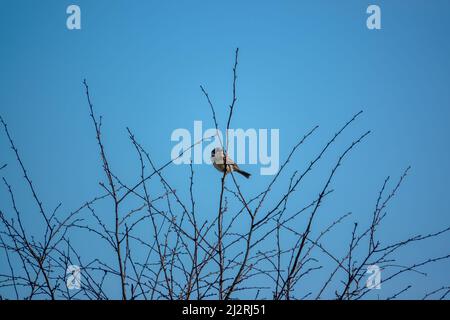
xmin=211 ymin=147 xmax=251 ymax=179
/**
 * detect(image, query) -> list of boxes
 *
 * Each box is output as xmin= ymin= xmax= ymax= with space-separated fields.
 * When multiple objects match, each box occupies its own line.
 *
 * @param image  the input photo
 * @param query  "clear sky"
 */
xmin=0 ymin=0 xmax=449 ymax=299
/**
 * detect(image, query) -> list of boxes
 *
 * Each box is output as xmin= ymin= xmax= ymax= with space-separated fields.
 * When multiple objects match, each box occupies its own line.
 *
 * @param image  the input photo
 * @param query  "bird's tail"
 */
xmin=235 ymin=169 xmax=251 ymax=179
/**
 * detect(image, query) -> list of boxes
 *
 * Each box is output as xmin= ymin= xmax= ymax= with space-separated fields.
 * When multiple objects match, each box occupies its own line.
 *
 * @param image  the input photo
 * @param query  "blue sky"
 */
xmin=0 ymin=0 xmax=449 ymax=299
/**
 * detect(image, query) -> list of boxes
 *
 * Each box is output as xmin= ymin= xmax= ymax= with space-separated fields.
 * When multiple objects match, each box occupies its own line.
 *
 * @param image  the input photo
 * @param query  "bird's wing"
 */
xmin=225 ymin=155 xmax=236 ymax=165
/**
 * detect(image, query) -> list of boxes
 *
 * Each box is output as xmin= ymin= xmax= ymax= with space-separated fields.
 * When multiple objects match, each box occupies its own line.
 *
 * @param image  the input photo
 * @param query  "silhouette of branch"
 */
xmin=0 ymin=50 xmax=448 ymax=301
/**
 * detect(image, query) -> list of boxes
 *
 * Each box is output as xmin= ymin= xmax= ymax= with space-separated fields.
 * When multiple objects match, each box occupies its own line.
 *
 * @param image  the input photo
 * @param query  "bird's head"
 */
xmin=211 ymin=147 xmax=223 ymax=159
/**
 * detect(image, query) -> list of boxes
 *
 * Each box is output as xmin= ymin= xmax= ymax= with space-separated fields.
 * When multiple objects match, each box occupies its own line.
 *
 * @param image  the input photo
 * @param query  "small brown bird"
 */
xmin=211 ymin=147 xmax=251 ymax=179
